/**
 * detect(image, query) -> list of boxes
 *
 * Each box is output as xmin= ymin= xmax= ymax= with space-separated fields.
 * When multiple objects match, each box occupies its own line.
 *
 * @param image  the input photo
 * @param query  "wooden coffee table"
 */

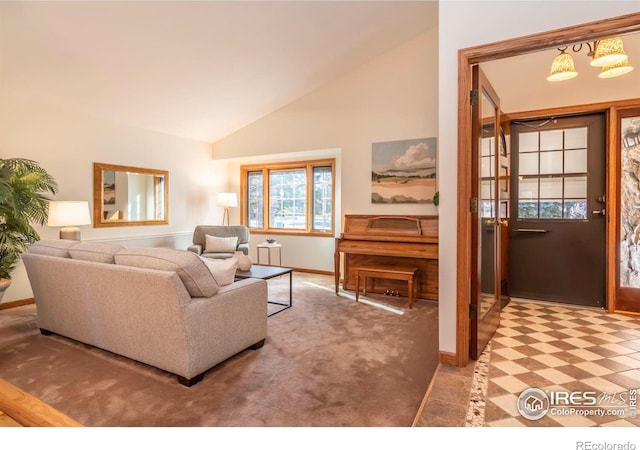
xmin=235 ymin=265 xmax=292 ymax=316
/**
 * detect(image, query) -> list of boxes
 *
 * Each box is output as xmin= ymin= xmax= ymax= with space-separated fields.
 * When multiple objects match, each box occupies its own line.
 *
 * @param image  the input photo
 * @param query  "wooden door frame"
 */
xmin=455 ymin=13 xmax=640 ymax=367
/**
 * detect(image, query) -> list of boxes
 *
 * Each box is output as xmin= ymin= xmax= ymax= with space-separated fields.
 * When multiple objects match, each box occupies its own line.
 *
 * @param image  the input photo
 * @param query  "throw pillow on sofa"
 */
xmin=204 ymin=235 xmax=238 ymax=253
xmin=28 ymin=239 xmax=78 ymax=258
xmin=115 ymin=248 xmax=219 ymax=297
xmin=69 ymin=242 xmax=125 ymax=264
xmin=201 ymin=256 xmax=239 ymax=286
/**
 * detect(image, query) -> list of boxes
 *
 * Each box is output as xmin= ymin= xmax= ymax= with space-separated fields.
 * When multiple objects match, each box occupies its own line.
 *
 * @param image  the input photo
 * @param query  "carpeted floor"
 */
xmin=0 ymin=272 xmax=439 ymax=427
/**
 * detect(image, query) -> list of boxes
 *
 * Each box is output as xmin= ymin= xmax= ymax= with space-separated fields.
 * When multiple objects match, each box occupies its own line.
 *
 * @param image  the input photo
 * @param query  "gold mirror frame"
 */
xmin=93 ymin=162 xmax=169 ymax=227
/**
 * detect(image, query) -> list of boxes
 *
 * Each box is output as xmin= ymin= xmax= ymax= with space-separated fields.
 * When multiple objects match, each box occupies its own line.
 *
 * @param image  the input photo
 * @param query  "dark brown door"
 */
xmin=616 ymin=107 xmax=640 ymax=314
xmin=470 ymin=66 xmax=503 ymax=360
xmin=509 ymin=113 xmax=606 ymax=307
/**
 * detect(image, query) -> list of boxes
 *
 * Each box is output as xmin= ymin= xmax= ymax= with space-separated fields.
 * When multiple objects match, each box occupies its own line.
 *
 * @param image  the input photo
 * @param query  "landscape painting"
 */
xmin=371 ymin=137 xmax=437 ymax=203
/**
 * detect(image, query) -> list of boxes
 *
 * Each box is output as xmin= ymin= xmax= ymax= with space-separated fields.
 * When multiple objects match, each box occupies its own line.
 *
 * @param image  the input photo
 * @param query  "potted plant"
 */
xmin=0 ymin=158 xmax=58 ymax=300
xmin=433 ymin=191 xmax=439 ymax=207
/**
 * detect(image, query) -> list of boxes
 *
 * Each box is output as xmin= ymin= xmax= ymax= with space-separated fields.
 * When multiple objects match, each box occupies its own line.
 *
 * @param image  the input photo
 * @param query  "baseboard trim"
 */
xmin=439 ymin=351 xmax=457 ymax=366
xmin=0 ymin=298 xmax=35 ymax=310
xmin=411 ymin=362 xmax=441 ymax=427
xmin=290 ymin=267 xmax=333 ymax=276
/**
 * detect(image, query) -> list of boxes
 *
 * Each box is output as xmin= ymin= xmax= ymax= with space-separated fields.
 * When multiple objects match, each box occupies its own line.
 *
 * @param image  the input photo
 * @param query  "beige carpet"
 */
xmin=0 ymin=272 xmax=438 ymax=427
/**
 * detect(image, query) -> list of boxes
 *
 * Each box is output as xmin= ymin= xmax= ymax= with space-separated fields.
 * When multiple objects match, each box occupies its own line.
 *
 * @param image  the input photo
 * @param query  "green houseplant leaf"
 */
xmin=0 ymin=158 xmax=58 ymax=280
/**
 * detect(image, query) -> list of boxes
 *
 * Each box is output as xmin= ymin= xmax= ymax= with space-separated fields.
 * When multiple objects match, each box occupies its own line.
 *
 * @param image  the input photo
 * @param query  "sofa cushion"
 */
xmin=201 ymin=256 xmax=239 ymax=286
xmin=69 ymin=242 xmax=125 ymax=264
xmin=115 ymin=248 xmax=219 ymax=297
xmin=28 ymin=239 xmax=78 ymax=258
xmin=205 ymin=235 xmax=238 ymax=253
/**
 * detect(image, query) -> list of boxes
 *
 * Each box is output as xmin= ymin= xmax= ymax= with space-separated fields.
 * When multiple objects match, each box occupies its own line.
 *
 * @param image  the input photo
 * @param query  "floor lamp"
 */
xmin=216 ymin=193 xmax=238 ymax=226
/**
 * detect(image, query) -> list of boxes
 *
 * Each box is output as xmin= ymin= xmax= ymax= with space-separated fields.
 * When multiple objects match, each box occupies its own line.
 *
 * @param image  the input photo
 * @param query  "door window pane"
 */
xmin=539 ymin=200 xmax=563 ymax=218
xmin=519 ymin=153 xmax=539 ymax=175
xmin=540 ymin=130 xmax=563 ymax=150
xmin=540 ymin=178 xmax=562 ymax=198
xmin=564 ymin=176 xmax=587 ymax=198
xmin=519 ymin=132 xmax=539 ymax=152
xmin=518 ymin=178 xmax=538 ymax=199
xmin=518 ymin=201 xmax=538 ymax=218
xmin=565 ymin=127 xmax=588 ymax=149
xmin=516 ymin=126 xmax=588 ymax=220
xmin=565 ymin=149 xmax=587 ymax=173
xmin=539 ymin=151 xmax=563 ymax=174
xmin=564 ymin=200 xmax=587 ymax=219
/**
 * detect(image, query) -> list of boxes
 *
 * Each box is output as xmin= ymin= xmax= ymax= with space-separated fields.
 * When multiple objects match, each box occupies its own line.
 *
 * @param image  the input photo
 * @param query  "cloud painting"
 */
xmin=371 ymin=137 xmax=437 ymax=203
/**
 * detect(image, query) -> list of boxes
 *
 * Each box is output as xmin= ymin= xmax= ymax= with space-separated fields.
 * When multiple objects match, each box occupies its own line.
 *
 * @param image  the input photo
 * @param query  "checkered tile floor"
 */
xmin=481 ymin=299 xmax=640 ymax=427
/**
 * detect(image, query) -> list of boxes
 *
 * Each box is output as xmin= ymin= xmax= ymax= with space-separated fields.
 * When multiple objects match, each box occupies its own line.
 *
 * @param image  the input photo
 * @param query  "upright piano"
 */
xmin=334 ymin=215 xmax=439 ymax=301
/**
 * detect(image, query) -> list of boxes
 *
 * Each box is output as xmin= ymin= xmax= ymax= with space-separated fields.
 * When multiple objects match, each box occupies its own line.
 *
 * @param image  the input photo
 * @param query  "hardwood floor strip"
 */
xmin=0 ymin=378 xmax=82 ymax=427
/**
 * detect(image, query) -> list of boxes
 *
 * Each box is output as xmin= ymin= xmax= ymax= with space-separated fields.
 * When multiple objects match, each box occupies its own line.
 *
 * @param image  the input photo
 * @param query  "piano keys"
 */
xmin=334 ymin=214 xmax=439 ymax=301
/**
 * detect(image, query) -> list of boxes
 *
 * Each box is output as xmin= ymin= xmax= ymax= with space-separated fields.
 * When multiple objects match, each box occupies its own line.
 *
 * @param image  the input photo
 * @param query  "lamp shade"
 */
xmin=590 ymin=37 xmax=628 ymax=67
xmin=216 ymin=193 xmax=238 ymax=208
xmin=48 ymin=201 xmax=92 ymax=226
xmin=547 ymin=52 xmax=578 ymax=82
xmin=599 ymin=59 xmax=634 ymax=79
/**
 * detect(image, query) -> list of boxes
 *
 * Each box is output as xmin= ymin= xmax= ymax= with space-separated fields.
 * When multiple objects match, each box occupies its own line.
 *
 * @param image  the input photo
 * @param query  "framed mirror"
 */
xmin=93 ymin=162 xmax=169 ymax=227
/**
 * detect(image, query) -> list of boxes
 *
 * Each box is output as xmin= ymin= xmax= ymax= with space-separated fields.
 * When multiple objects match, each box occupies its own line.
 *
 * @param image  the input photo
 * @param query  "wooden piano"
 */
xmin=334 ymin=214 xmax=439 ymax=301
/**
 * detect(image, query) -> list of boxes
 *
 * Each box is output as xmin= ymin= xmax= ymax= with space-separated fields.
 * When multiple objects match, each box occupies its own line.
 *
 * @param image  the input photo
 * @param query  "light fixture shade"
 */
xmin=599 ymin=59 xmax=634 ymax=79
xmin=216 ymin=192 xmax=238 ymax=208
xmin=47 ymin=201 xmax=92 ymax=226
xmin=590 ymin=37 xmax=628 ymax=67
xmin=547 ymin=52 xmax=578 ymax=82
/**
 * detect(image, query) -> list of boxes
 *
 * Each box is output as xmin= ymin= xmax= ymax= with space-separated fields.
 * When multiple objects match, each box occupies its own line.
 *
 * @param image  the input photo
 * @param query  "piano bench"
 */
xmin=353 ymin=266 xmax=419 ymax=309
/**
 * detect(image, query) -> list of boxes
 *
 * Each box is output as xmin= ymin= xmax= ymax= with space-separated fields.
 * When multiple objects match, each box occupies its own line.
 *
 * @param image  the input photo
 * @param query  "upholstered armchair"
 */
xmin=187 ymin=225 xmax=250 ymax=259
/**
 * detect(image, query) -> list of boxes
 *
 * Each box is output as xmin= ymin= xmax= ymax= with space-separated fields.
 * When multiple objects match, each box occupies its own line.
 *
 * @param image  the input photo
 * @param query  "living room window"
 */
xmin=240 ymin=159 xmax=335 ymax=236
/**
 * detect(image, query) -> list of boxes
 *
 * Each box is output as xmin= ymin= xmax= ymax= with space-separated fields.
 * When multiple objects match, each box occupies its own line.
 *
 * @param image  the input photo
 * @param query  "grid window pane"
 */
xmin=539 ymin=151 xmax=563 ymax=174
xmin=540 ymin=130 xmax=563 ymax=151
xmin=539 ymin=200 xmax=563 ymax=218
xmin=518 ymin=201 xmax=539 ymax=218
xmin=564 ymin=176 xmax=587 ymax=198
xmin=565 ymin=127 xmax=588 ymax=149
xmin=518 ymin=178 xmax=538 ymax=200
xmin=247 ymin=171 xmax=263 ymax=229
xmin=564 ymin=200 xmax=587 ymax=219
xmin=516 ymin=126 xmax=588 ymax=221
xmin=519 ymin=153 xmax=539 ymax=175
xmin=565 ymin=149 xmax=587 ymax=173
xmin=481 ymin=137 xmax=494 ymax=156
xmin=270 ymin=169 xmax=306 ymax=229
xmin=539 ymin=177 xmax=562 ymax=198
xmin=313 ymin=166 xmax=332 ymax=231
xmin=481 ymin=155 xmax=494 ymax=178
xmin=519 ymin=132 xmax=539 ymax=153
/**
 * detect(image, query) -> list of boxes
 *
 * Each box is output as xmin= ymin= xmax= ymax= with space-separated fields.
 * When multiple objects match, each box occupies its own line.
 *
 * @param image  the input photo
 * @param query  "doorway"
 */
xmin=509 ymin=113 xmax=607 ymax=307
xmin=455 ymin=13 xmax=640 ymax=367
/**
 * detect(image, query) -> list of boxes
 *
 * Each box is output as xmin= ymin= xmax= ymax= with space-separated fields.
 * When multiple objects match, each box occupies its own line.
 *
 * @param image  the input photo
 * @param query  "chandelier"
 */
xmin=547 ymin=37 xmax=633 ymax=82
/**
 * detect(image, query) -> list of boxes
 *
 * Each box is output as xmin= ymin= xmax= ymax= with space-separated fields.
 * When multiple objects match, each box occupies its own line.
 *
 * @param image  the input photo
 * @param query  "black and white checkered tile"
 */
xmin=472 ymin=299 xmax=640 ymax=427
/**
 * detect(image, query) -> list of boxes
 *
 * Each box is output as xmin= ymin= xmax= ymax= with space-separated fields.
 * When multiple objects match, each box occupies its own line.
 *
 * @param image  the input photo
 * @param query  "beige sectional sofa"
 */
xmin=21 ymin=240 xmax=268 ymax=387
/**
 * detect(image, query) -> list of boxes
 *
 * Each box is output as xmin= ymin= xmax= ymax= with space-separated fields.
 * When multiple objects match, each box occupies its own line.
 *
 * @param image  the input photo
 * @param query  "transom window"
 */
xmin=516 ymin=126 xmax=588 ymax=220
xmin=240 ymin=159 xmax=334 ymax=235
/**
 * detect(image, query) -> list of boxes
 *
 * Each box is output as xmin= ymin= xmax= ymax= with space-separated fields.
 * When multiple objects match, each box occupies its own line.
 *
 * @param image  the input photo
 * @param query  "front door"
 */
xmin=509 ymin=113 xmax=606 ymax=307
xmin=470 ymin=66 xmax=503 ymax=360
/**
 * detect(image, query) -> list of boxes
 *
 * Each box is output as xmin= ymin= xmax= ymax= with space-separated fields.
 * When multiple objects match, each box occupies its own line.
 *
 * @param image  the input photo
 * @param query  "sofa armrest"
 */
xmin=237 ymin=243 xmax=249 ymax=255
xmin=187 ymin=244 xmax=203 ymax=255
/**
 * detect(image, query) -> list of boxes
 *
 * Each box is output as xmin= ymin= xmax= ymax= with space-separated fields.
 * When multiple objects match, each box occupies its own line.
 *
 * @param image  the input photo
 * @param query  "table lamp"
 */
xmin=216 ymin=193 xmax=238 ymax=226
xmin=47 ymin=201 xmax=92 ymax=240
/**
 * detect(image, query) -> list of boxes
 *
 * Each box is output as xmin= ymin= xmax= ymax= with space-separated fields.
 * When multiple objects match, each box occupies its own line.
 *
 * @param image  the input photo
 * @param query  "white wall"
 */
xmin=0 ymin=96 xmax=230 ymax=302
xmin=214 ymin=28 xmax=439 ymax=272
xmin=438 ymin=1 xmax=640 ymax=355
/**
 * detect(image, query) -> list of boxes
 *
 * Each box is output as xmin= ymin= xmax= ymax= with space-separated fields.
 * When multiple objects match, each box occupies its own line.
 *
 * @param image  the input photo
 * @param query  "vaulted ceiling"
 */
xmin=0 ymin=1 xmax=438 ymax=143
